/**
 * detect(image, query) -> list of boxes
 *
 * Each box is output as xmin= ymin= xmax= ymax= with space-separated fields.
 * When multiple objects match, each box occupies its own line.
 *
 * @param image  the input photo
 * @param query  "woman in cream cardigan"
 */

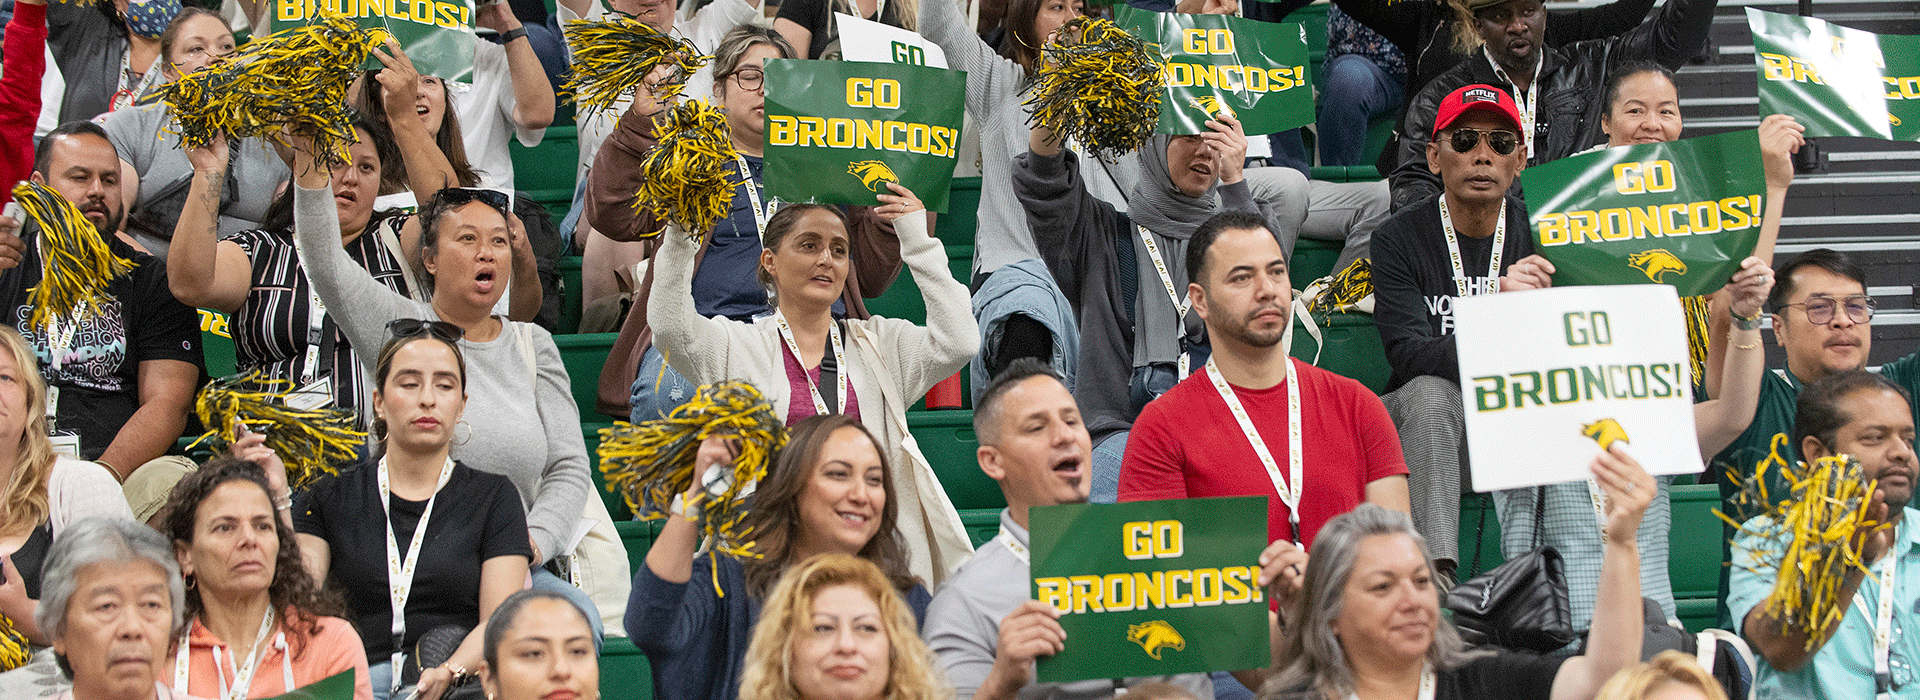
xmin=649 ymin=183 xmax=977 ymax=584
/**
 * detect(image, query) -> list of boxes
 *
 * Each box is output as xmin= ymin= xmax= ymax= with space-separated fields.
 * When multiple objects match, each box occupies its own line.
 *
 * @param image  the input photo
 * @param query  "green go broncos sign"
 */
xmin=1523 ymin=129 xmax=1766 ymax=298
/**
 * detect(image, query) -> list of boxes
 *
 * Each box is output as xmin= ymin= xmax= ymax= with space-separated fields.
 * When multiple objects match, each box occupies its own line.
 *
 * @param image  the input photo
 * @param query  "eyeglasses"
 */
xmin=434 ymin=187 xmax=511 ymax=213
xmin=387 ymin=318 xmax=463 ymax=343
xmin=1778 ymin=295 xmax=1876 ymax=325
xmin=1444 ymin=128 xmax=1521 ymax=156
xmin=726 ymin=69 xmax=766 ymax=92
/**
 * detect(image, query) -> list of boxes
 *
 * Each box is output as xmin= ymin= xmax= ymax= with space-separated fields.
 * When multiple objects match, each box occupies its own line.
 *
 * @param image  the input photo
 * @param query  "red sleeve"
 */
xmin=0 ymin=2 xmax=48 ymax=204
xmin=1117 ymin=400 xmax=1191 ymax=502
xmin=1351 ymin=383 xmax=1411 ymax=482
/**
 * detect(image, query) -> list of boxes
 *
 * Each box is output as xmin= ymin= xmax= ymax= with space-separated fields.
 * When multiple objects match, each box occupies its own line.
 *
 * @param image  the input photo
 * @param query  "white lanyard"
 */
xmin=774 ymin=311 xmax=849 ymax=417
xmin=173 ymin=608 xmax=292 ymax=700
xmin=734 ymin=156 xmax=768 ymax=240
xmin=379 ymin=456 xmax=457 ymax=691
xmin=1345 ymin=664 xmax=1434 ymax=700
xmin=1137 ymin=225 xmax=1192 ymax=378
xmin=1853 ymin=540 xmax=1900 ymax=700
xmin=111 ymin=51 xmax=161 ymax=112
xmin=996 ymin=526 xmax=1029 ymax=565
xmin=1205 ymin=356 xmax=1304 ymax=546
xmin=290 ymin=231 xmax=331 ymax=387
xmin=1484 ymin=49 xmax=1541 ymax=160
xmin=1436 ymin=196 xmax=1506 ymax=298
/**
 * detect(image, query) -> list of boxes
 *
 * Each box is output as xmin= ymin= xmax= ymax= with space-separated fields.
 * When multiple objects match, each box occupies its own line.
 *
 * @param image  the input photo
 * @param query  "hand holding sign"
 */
xmin=1591 ymin=444 xmax=1656 ymax=545
xmin=1255 ymin=539 xmax=1308 ymax=608
xmin=1498 ymin=255 xmax=1557 ymax=292
xmin=1200 ymin=113 xmax=1248 ymax=186
xmin=1726 ymin=257 xmax=1774 ymax=321
xmin=986 ymin=600 xmax=1068 ymax=697
xmin=1758 ymin=114 xmax=1805 ymax=193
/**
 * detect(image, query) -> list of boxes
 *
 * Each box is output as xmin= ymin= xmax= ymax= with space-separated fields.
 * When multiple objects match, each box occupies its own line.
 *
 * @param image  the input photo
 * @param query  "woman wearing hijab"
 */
xmin=1014 ymin=112 xmax=1288 ymax=502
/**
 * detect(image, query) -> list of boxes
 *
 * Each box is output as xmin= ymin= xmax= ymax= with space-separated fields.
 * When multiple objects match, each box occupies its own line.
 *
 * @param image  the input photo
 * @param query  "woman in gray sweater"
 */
xmin=285 ymin=130 xmax=610 ymax=640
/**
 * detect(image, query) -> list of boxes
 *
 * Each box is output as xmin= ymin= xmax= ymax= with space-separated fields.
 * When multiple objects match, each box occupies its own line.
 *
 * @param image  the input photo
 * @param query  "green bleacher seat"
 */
xmin=1669 ymin=483 xmax=1725 ymax=632
xmin=556 ymin=332 xmax=618 ymax=419
xmin=936 ymin=177 xmax=982 ymax=248
xmin=511 ymin=125 xmax=580 ymax=213
xmin=600 ymin=639 xmax=652 ymax=700
xmin=1290 ymin=313 xmax=1391 ymax=394
xmin=961 ymin=508 xmax=1002 ymax=548
xmin=559 ymin=255 xmax=584 ymax=335
xmin=910 ymin=410 xmax=1001 ymax=511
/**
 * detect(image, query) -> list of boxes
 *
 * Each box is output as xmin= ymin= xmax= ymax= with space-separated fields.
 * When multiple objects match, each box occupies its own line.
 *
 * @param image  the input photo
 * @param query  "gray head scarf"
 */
xmin=1124 ymin=135 xmax=1281 ymax=367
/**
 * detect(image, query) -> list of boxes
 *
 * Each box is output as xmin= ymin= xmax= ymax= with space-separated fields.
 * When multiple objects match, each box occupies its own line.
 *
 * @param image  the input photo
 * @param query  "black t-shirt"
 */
xmin=0 ymin=226 xmax=204 ymax=458
xmin=1369 ymin=193 xmax=1534 ymax=391
xmin=294 ymin=461 xmax=533 ymax=660
xmin=775 ymin=0 xmax=907 ymax=60
xmin=1268 ymin=651 xmax=1566 ymax=700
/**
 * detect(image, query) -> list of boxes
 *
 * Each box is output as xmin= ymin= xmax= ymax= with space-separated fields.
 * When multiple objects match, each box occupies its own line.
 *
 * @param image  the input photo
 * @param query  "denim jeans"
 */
xmin=630 ymin=344 xmax=698 ymax=423
xmin=1317 ymin=54 xmax=1403 ymax=167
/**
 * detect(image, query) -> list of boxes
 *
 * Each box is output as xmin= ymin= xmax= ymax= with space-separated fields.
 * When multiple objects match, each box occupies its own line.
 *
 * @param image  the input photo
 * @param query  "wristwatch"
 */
xmin=501 ymin=27 xmax=529 ymax=43
xmin=1731 ymin=309 xmax=1763 ymax=331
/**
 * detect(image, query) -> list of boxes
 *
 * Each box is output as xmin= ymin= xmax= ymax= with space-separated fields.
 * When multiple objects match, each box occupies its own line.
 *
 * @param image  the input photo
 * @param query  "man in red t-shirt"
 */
xmin=1119 ymin=210 xmax=1411 ymax=552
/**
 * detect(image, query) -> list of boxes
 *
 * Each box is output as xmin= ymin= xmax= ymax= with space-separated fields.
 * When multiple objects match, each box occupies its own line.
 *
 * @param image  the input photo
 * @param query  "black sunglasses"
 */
xmin=1445 ymin=128 xmax=1521 ymax=156
xmin=434 ymin=187 xmax=511 ymax=214
xmin=387 ymin=318 xmax=463 ymax=343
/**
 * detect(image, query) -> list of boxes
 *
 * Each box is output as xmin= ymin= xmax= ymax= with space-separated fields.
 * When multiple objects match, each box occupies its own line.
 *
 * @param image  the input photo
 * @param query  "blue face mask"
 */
xmin=123 ymin=0 xmax=183 ymax=40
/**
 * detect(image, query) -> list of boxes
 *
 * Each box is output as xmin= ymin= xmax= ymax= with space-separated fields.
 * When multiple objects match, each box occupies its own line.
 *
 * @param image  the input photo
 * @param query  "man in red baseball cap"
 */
xmin=1362 ymin=82 xmax=1557 ymax=580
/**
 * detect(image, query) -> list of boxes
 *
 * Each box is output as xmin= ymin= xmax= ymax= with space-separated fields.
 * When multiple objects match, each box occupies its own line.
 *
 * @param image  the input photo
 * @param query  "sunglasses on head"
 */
xmin=1444 ymin=128 xmax=1521 ymax=156
xmin=387 ymin=318 xmax=463 ymax=343
xmin=434 ymin=187 xmax=511 ymax=213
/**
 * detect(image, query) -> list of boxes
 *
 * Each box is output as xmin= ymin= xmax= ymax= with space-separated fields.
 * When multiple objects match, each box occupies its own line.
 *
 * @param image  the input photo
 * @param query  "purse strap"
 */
xmin=1532 ymin=484 xmax=1547 ymax=551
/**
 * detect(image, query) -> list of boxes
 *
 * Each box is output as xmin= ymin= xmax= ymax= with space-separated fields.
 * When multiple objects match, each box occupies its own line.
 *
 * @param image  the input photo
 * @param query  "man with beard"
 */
xmin=5 ymin=121 xmax=201 ymax=478
xmin=924 ymin=359 xmax=1216 ymax=700
xmin=1117 ymin=210 xmax=1410 ymax=552
xmin=1387 ymin=0 xmax=1718 ymax=210
xmin=1732 ymin=370 xmax=1919 ymax=698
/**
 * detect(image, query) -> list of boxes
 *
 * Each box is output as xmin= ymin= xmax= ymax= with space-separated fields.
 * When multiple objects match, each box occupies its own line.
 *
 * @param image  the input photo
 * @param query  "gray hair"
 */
xmin=711 ymin=24 xmax=794 ymax=97
xmin=36 ymin=517 xmax=185 ymax=647
xmin=1259 ymin=505 xmax=1490 ymax=700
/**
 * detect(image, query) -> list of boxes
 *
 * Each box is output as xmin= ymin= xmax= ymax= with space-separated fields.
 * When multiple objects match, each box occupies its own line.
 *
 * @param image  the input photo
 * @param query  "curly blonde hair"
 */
xmin=739 ymin=553 xmax=949 ymax=700
xmin=0 ymin=326 xmax=57 ymax=537
xmin=1593 ymin=651 xmax=1729 ymax=700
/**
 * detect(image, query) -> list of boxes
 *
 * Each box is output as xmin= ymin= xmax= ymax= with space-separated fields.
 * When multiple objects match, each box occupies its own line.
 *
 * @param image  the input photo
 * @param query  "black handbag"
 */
xmin=401 ymin=624 xmax=485 ymax=700
xmin=1446 ymin=487 xmax=1577 ymax=653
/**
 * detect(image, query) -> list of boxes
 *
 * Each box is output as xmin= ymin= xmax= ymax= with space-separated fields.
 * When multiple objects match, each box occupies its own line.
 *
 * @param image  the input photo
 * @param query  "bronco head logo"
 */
xmin=1627 ymin=249 xmax=1687 ymax=283
xmin=1188 ymin=96 xmax=1234 ymax=119
xmin=1127 ymin=620 xmax=1186 ymax=660
xmin=848 ymin=160 xmax=899 ymax=193
xmin=1582 ymin=418 xmax=1630 ymax=452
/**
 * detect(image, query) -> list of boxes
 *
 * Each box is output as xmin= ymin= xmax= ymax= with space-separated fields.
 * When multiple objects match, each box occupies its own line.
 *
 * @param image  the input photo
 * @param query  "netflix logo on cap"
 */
xmin=1464 ymin=87 xmax=1500 ymax=103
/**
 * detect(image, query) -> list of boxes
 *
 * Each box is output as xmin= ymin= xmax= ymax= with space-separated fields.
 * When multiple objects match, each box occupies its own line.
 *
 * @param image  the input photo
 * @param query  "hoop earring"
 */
xmin=184 ymin=574 xmax=196 ymax=591
xmin=454 ymin=421 xmax=472 ymax=446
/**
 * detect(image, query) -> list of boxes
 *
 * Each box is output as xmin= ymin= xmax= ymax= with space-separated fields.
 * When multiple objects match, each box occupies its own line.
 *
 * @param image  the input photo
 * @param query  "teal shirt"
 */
xmin=1731 ymin=508 xmax=1920 ymax=699
xmin=1713 ymin=352 xmax=1920 ymax=626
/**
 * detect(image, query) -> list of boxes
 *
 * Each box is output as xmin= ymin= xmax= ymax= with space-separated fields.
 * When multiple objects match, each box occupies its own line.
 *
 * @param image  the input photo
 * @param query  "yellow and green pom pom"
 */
xmin=635 ymin=99 xmax=740 ymax=240
xmin=1310 ymin=258 xmax=1372 ymax=314
xmin=10 ymin=182 xmax=135 ymax=336
xmin=562 ymin=15 xmax=709 ymax=116
xmin=0 ymin=613 xmax=27 ymax=672
xmin=598 ymin=380 xmax=785 ymax=594
xmin=189 ymin=372 xmax=367 ymax=489
xmin=1718 ymin=434 xmax=1885 ymax=649
xmin=1025 ymin=16 xmax=1165 ymax=161
xmin=156 ymin=11 xmax=389 ymax=162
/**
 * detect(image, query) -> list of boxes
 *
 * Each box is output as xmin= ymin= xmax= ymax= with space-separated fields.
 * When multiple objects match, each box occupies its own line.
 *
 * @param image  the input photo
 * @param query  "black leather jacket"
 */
xmin=1387 ymin=0 xmax=1719 ymax=211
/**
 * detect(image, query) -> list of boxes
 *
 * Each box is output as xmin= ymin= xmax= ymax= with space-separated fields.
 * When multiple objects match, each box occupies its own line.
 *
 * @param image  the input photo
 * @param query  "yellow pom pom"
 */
xmin=635 ymin=100 xmax=740 ymax=240
xmin=1718 ymin=434 xmax=1885 ymax=649
xmin=1024 ymin=17 xmax=1165 ymax=160
xmin=156 ymin=11 xmax=388 ymax=164
xmin=189 ymin=372 xmax=367 ymax=488
xmin=0 ymin=614 xmax=27 ymax=672
xmin=562 ymin=16 xmax=710 ymax=116
xmin=599 ymin=380 xmax=786 ymax=596
xmin=9 ymin=182 xmax=135 ymax=337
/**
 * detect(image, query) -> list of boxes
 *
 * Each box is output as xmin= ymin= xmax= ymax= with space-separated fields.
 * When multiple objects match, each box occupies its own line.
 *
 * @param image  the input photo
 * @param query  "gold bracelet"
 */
xmin=1734 ymin=340 xmax=1760 ymax=350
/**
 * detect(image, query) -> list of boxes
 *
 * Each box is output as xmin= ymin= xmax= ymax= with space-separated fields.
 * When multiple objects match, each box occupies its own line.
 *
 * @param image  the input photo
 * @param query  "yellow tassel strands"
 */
xmin=1716 ymin=434 xmax=1886 ymax=649
xmin=189 ymin=372 xmax=367 ymax=489
xmin=1682 ymin=294 xmax=1711 ymax=394
xmin=598 ymin=380 xmax=786 ymax=596
xmin=0 ymin=616 xmax=26 ymax=672
xmin=1024 ymin=16 xmax=1165 ymax=161
xmin=635 ymin=99 xmax=740 ymax=241
xmin=562 ymin=16 xmax=709 ymax=116
xmin=9 ymin=182 xmax=135 ymax=336
xmin=156 ymin=12 xmax=390 ymax=162
xmin=1310 ymin=258 xmax=1372 ymax=314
